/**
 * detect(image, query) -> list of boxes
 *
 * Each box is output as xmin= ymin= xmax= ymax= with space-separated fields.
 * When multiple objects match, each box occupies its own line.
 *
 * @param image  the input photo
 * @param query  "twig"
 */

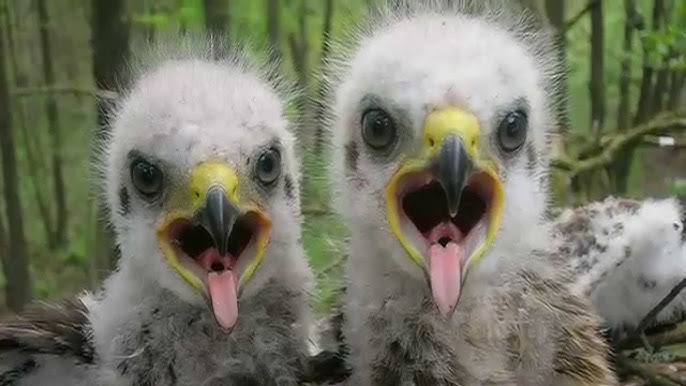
xmin=12 ymin=86 xmax=118 ymax=100
xmin=303 ymin=207 xmax=333 ymax=216
xmin=562 ymin=1 xmax=596 ymax=33
xmin=623 ymin=321 xmax=686 ymax=350
xmin=618 ymin=277 xmax=686 ymax=350
xmin=615 ymin=355 xmax=679 ymax=386
xmin=316 ymin=255 xmax=346 ymax=279
xmin=552 ymin=112 xmax=686 ymax=176
xmin=640 ymin=135 xmax=686 ymax=150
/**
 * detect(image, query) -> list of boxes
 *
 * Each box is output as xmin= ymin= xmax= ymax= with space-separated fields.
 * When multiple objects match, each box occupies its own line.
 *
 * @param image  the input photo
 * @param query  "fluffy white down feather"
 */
xmin=0 ymin=34 xmax=316 ymax=386
xmin=554 ymin=196 xmax=686 ymax=331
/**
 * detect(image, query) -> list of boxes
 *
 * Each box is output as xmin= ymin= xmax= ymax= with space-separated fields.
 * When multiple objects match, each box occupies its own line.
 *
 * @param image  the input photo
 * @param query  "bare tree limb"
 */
xmin=640 ymin=135 xmax=686 ymax=149
xmin=618 ymin=277 xmax=686 ymax=350
xmin=12 ymin=86 xmax=118 ymax=100
xmin=303 ymin=206 xmax=332 ymax=217
xmin=552 ymin=112 xmax=686 ymax=176
xmin=623 ymin=321 xmax=686 ymax=350
xmin=562 ymin=0 xmax=595 ymax=33
xmin=2 ymin=1 xmax=56 ymax=247
xmin=615 ymin=355 xmax=679 ymax=386
xmin=316 ymin=255 xmax=346 ymax=279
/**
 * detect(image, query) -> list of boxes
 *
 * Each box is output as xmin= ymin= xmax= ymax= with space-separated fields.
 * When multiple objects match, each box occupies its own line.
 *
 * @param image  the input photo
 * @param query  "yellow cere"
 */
xmin=385 ymin=108 xmax=505 ymax=273
xmin=189 ymin=161 xmax=241 ymax=209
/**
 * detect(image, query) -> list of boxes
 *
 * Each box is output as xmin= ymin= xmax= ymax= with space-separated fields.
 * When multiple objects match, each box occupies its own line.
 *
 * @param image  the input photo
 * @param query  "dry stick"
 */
xmin=552 ymin=112 xmax=686 ymax=176
xmin=562 ymin=0 xmax=596 ymax=33
xmin=618 ymin=277 xmax=686 ymax=351
xmin=615 ymin=356 xmax=679 ymax=386
xmin=12 ymin=86 xmax=118 ymax=100
xmin=623 ymin=321 xmax=686 ymax=351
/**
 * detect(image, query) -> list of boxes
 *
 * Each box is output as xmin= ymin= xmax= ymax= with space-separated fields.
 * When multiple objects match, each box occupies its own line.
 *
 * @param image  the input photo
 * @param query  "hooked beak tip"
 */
xmin=196 ymin=186 xmax=240 ymax=256
xmin=431 ymin=135 xmax=474 ymax=217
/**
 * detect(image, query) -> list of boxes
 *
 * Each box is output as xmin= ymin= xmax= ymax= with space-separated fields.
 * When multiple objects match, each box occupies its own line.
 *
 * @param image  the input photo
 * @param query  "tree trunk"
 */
xmin=589 ymin=0 xmax=605 ymax=142
xmin=651 ymin=0 xmax=674 ymax=115
xmin=612 ymin=0 xmax=664 ymax=193
xmin=543 ymin=0 xmax=567 ymax=133
xmin=0 ymin=24 xmax=33 ymax=311
xmin=313 ymin=0 xmax=335 ymax=153
xmin=667 ymin=71 xmax=685 ymax=110
xmin=634 ymin=0 xmax=663 ymax=125
xmin=91 ymin=0 xmax=129 ymax=273
xmin=2 ymin=0 xmax=56 ymax=248
xmin=543 ymin=0 xmax=571 ymax=203
xmin=288 ymin=0 xmax=309 ymax=95
xmin=143 ymin=0 xmax=156 ymax=43
xmin=266 ymin=0 xmax=281 ymax=66
xmin=36 ymin=0 xmax=68 ymax=248
xmin=611 ymin=0 xmax=637 ymax=194
xmin=203 ymin=0 xmax=228 ymax=38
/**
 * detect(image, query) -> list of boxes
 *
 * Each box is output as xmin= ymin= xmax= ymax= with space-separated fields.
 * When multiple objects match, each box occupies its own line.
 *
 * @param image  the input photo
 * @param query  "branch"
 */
xmin=615 ymin=355 xmax=679 ymax=386
xmin=622 ymin=321 xmax=686 ymax=350
xmin=12 ymin=86 xmax=118 ymax=100
xmin=640 ymin=135 xmax=686 ymax=150
xmin=316 ymin=255 xmax=346 ymax=279
xmin=562 ymin=1 xmax=596 ymax=33
xmin=552 ymin=112 xmax=686 ymax=176
xmin=618 ymin=277 xmax=686 ymax=350
xmin=302 ymin=206 xmax=333 ymax=216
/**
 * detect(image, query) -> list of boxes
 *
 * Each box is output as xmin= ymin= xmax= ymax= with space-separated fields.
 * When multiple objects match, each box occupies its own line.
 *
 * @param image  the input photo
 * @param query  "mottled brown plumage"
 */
xmin=0 ymin=298 xmax=93 ymax=363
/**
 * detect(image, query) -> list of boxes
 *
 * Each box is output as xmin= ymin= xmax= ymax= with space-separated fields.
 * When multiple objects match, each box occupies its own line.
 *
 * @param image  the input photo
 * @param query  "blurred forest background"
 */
xmin=0 ymin=0 xmax=683 ymax=316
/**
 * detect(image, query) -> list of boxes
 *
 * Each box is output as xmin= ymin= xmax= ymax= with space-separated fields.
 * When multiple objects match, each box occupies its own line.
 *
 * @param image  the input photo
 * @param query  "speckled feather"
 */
xmin=554 ymin=196 xmax=686 ymax=332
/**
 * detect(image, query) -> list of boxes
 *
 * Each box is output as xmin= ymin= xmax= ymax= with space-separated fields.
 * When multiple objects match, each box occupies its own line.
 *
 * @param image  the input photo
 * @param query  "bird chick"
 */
xmin=0 ymin=36 xmax=315 ymax=385
xmin=554 ymin=196 xmax=686 ymax=333
xmin=325 ymin=1 xmax=615 ymax=384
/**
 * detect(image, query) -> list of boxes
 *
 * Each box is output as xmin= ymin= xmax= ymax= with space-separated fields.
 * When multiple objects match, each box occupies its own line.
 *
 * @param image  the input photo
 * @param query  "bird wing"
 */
xmin=0 ymin=297 xmax=94 ymax=362
xmin=515 ymin=268 xmax=616 ymax=385
xmin=0 ymin=297 xmax=95 ymax=384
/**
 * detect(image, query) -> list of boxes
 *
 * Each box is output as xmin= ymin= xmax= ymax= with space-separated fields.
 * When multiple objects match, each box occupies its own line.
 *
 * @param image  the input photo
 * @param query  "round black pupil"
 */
xmin=372 ymin=115 xmax=387 ymax=136
xmin=138 ymin=164 xmax=156 ymax=185
xmin=260 ymin=154 xmax=274 ymax=173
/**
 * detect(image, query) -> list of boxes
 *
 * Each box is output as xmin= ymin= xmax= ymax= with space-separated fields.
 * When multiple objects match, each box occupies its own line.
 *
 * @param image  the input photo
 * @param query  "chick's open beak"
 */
xmin=385 ymin=108 xmax=504 ymax=317
xmin=194 ymin=186 xmax=240 ymax=257
xmin=156 ymin=162 xmax=271 ymax=331
xmin=431 ymin=135 xmax=474 ymax=218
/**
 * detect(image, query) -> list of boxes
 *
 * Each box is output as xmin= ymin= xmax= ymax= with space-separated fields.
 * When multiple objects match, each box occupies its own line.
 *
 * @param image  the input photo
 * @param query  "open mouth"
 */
xmin=169 ymin=215 xmax=256 ymax=276
xmin=159 ymin=210 xmax=268 ymax=330
xmin=401 ymin=172 xmax=493 ymax=251
xmin=394 ymin=171 xmax=497 ymax=315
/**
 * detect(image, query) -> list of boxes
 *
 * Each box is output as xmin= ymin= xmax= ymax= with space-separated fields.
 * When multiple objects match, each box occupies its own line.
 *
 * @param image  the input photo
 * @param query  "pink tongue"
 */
xmin=429 ymin=242 xmax=462 ymax=316
xmin=207 ymin=270 xmax=238 ymax=330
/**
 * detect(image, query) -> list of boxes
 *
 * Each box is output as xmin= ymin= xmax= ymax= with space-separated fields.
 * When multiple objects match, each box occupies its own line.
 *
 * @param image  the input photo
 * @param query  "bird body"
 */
xmin=326 ymin=1 xmax=615 ymax=384
xmin=0 ymin=36 xmax=315 ymax=385
xmin=555 ymin=196 xmax=686 ymax=332
xmin=343 ymin=211 xmax=612 ymax=385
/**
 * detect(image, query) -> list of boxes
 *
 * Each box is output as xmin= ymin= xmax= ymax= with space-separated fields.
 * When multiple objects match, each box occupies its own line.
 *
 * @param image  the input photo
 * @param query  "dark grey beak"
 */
xmin=431 ymin=135 xmax=474 ymax=217
xmin=194 ymin=186 xmax=240 ymax=256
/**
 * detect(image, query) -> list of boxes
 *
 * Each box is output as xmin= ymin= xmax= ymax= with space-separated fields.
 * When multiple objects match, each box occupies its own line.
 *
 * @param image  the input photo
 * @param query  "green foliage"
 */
xmin=1 ymin=0 xmax=684 ymax=311
xmin=132 ymin=0 xmax=205 ymax=30
xmin=669 ymin=178 xmax=686 ymax=197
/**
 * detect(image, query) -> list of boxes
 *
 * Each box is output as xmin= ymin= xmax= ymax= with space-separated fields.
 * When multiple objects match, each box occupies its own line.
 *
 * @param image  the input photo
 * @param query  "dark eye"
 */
xmin=255 ymin=148 xmax=281 ymax=185
xmin=497 ymin=110 xmax=527 ymax=152
xmin=130 ymin=159 xmax=163 ymax=198
xmin=361 ymin=109 xmax=397 ymax=150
